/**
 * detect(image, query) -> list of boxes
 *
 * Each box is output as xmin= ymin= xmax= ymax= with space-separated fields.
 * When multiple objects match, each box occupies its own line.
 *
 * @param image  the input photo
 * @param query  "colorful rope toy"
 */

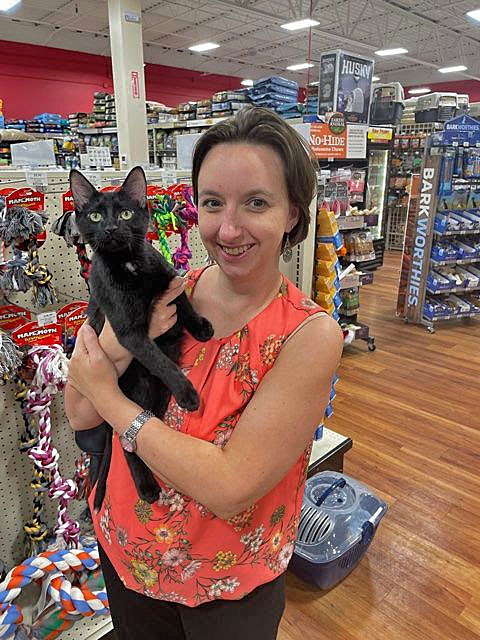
xmin=151 ymin=184 xmax=198 ymax=273
xmin=25 ymin=345 xmax=80 ymax=549
xmin=0 ymin=543 xmax=109 ymax=639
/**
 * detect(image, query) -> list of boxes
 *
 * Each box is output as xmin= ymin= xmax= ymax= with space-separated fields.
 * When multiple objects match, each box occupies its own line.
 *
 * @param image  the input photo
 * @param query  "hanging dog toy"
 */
xmin=25 ymin=345 xmax=80 ymax=549
xmin=151 ymin=184 xmax=198 ymax=273
xmin=0 ymin=194 xmax=56 ymax=308
xmin=0 ymin=543 xmax=109 ymax=639
xmin=0 ymin=329 xmax=22 ymax=385
xmin=52 ymin=192 xmax=91 ymax=287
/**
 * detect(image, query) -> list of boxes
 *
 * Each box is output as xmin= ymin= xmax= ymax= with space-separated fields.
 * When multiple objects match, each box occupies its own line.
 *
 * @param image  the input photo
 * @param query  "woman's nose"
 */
xmin=217 ymin=206 xmax=242 ymax=241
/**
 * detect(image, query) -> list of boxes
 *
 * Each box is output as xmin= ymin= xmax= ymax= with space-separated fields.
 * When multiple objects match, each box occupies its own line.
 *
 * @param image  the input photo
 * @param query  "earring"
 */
xmin=282 ymin=235 xmax=292 ymax=263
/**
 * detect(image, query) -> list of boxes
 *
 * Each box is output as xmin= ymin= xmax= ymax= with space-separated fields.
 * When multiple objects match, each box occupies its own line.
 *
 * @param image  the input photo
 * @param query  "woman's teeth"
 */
xmin=221 ymin=244 xmax=253 ymax=256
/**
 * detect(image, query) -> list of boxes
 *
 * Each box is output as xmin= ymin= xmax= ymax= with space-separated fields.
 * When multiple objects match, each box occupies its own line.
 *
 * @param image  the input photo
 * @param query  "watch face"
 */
xmin=120 ymin=436 xmax=135 ymax=453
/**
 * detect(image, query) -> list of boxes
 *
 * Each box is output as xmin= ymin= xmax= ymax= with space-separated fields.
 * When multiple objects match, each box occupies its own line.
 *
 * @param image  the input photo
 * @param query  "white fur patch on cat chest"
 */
xmin=124 ymin=261 xmax=138 ymax=275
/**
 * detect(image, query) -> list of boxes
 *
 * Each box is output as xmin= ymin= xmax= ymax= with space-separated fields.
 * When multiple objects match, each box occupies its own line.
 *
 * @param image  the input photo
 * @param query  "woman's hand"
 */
xmin=149 ymin=276 xmax=186 ymax=339
xmin=68 ymin=323 xmax=119 ymax=405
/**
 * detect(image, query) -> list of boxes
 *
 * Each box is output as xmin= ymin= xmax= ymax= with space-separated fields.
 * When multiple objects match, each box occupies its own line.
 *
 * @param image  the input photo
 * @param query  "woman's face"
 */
xmin=197 ymin=142 xmax=298 ymax=282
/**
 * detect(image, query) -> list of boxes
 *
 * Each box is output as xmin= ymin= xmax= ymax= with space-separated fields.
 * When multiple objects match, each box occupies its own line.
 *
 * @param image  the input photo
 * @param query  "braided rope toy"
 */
xmin=25 ymin=346 xmax=80 ymax=549
xmin=151 ymin=184 xmax=198 ymax=272
xmin=0 ymin=331 xmax=22 ymax=385
xmin=0 ymin=544 xmax=109 ymax=639
xmin=23 ymin=240 xmax=56 ymax=309
xmin=52 ymin=211 xmax=91 ymax=286
xmin=14 ymin=372 xmax=50 ymax=557
xmin=0 ymin=206 xmax=56 ymax=308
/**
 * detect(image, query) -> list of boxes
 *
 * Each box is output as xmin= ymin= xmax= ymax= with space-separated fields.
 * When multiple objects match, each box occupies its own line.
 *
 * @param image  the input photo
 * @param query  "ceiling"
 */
xmin=1 ymin=0 xmax=480 ymax=87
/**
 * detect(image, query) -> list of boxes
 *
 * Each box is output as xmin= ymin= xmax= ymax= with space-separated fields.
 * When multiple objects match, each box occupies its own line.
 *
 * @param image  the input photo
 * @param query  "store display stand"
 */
xmin=397 ymin=115 xmax=480 ymax=332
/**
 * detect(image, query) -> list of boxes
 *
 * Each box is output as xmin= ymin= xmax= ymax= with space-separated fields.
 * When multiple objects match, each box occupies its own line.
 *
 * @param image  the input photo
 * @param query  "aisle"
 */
xmin=281 ymin=251 xmax=480 ymax=640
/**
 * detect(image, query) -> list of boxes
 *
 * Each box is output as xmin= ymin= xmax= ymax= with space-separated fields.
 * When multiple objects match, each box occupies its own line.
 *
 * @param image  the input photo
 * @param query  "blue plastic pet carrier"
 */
xmin=289 ymin=471 xmax=387 ymax=589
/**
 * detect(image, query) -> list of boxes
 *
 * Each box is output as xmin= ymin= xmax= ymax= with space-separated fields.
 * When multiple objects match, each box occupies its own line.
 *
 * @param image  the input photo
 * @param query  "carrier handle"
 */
xmin=314 ymin=478 xmax=346 ymax=506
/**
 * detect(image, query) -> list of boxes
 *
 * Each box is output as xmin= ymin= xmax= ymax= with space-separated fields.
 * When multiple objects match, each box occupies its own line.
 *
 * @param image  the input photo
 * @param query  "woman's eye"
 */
xmin=202 ymin=199 xmax=222 ymax=209
xmin=249 ymin=198 xmax=267 ymax=209
xmin=120 ymin=210 xmax=134 ymax=220
xmin=88 ymin=212 xmax=103 ymax=222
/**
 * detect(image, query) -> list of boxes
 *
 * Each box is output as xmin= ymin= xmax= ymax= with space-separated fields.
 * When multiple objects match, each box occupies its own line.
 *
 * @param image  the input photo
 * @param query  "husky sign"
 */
xmin=318 ymin=50 xmax=375 ymax=124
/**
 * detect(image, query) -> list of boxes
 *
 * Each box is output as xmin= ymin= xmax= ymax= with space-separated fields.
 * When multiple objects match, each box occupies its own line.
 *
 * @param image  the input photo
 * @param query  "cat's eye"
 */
xmin=120 ymin=210 xmax=134 ymax=220
xmin=88 ymin=212 xmax=103 ymax=222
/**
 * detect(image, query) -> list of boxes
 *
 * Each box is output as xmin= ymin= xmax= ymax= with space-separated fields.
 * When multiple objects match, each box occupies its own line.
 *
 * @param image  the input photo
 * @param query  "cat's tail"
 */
xmin=93 ymin=426 xmax=113 ymax=513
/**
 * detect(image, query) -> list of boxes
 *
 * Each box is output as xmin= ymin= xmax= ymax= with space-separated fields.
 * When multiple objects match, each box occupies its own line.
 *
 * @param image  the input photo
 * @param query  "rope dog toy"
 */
xmin=0 ymin=545 xmax=109 ymax=639
xmin=25 ymin=346 xmax=79 ymax=548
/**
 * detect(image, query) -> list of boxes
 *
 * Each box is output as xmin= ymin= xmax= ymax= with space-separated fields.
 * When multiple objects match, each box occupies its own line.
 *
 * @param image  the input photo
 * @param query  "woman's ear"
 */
xmin=286 ymin=205 xmax=300 ymax=234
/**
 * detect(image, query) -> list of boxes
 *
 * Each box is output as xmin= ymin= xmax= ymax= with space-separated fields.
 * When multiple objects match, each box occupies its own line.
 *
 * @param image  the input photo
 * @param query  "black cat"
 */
xmin=69 ymin=167 xmax=213 ymax=512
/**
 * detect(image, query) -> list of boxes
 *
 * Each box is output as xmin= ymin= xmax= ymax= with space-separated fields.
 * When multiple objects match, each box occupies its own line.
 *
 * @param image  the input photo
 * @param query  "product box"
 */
xmin=318 ymin=50 xmax=375 ymax=124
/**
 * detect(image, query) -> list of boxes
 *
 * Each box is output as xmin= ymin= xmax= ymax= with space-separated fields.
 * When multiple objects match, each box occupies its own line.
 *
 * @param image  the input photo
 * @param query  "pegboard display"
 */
xmin=0 ymin=168 xmax=311 ymax=640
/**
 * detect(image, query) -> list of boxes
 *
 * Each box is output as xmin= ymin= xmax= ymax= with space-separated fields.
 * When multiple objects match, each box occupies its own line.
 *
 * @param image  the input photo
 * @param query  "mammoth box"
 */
xmin=318 ymin=50 xmax=375 ymax=125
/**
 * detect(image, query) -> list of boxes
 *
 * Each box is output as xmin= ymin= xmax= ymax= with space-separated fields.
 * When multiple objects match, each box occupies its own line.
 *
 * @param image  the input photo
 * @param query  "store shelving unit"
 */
xmin=397 ymin=114 xmax=480 ymax=331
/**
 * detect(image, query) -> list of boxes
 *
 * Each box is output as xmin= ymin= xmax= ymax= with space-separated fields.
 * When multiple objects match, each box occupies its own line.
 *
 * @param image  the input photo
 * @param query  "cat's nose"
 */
xmin=105 ymin=226 xmax=118 ymax=234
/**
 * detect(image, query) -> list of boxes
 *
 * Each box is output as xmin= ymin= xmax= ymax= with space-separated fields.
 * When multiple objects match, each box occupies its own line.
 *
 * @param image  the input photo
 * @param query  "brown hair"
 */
xmin=192 ymin=106 xmax=317 ymax=247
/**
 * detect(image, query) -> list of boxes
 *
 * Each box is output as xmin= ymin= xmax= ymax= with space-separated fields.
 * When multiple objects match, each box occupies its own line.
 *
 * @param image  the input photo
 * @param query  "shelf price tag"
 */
xmin=25 ymin=171 xmax=48 ymax=188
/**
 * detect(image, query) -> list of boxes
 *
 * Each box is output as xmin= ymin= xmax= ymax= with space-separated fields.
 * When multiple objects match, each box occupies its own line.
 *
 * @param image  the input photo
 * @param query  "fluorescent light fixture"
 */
xmin=0 ymin=0 xmax=21 ymax=10
xmin=241 ymin=79 xmax=253 ymax=86
xmin=281 ymin=18 xmax=319 ymax=30
xmin=286 ymin=62 xmax=314 ymax=71
xmin=308 ymin=80 xmax=319 ymax=86
xmin=466 ymin=9 xmax=480 ymax=21
xmin=409 ymin=87 xmax=431 ymax=95
xmin=188 ymin=42 xmax=220 ymax=52
xmin=375 ymin=47 xmax=408 ymax=56
xmin=438 ymin=64 xmax=467 ymax=73
xmin=372 ymin=75 xmax=380 ymax=82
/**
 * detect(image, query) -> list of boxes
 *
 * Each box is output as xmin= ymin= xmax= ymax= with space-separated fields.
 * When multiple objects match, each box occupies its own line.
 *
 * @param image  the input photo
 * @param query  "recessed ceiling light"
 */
xmin=372 ymin=76 xmax=380 ymax=82
xmin=241 ymin=79 xmax=254 ymax=86
xmin=0 ymin=0 xmax=21 ymax=10
xmin=281 ymin=18 xmax=320 ymax=30
xmin=466 ymin=9 xmax=480 ymax=21
xmin=188 ymin=42 xmax=220 ymax=52
xmin=438 ymin=65 xmax=467 ymax=73
xmin=375 ymin=47 xmax=408 ymax=56
xmin=286 ymin=62 xmax=314 ymax=71
xmin=409 ymin=87 xmax=431 ymax=95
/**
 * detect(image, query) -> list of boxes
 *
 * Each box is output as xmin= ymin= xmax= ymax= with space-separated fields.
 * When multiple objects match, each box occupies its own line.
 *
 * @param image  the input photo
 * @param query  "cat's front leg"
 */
xmin=116 ymin=331 xmax=200 ymax=411
xmin=174 ymin=292 xmax=214 ymax=342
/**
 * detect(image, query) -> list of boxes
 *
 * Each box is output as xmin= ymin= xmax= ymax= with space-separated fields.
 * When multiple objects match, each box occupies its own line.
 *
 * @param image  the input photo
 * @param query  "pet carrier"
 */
xmin=370 ymin=83 xmax=404 ymax=125
xmin=289 ymin=471 xmax=387 ymax=589
xmin=415 ymin=93 xmax=458 ymax=122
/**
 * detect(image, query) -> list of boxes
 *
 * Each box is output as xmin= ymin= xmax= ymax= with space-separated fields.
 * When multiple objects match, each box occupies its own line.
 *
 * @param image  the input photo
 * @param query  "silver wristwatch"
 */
xmin=119 ymin=410 xmax=155 ymax=453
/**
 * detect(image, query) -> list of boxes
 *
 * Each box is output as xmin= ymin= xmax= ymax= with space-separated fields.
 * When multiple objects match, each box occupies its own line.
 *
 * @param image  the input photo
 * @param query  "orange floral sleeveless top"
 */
xmin=90 ymin=268 xmax=324 ymax=607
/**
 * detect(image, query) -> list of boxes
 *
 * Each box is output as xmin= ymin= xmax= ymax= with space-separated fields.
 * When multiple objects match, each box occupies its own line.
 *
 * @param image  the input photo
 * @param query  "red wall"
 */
xmin=405 ymin=80 xmax=480 ymax=102
xmin=0 ymin=40 xmax=242 ymax=119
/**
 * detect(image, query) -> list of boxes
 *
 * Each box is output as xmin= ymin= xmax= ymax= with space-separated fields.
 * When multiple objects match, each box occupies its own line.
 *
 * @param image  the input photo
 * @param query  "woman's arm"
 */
xmin=65 ymin=277 xmax=186 ymax=431
xmin=68 ymin=314 xmax=343 ymax=519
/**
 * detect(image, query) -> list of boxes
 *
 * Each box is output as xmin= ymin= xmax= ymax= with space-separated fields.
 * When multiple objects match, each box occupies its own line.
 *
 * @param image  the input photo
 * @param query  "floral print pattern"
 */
xmin=91 ymin=268 xmax=325 ymax=606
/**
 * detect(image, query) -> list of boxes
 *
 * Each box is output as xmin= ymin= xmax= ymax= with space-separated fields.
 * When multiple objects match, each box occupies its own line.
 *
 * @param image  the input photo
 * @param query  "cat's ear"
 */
xmin=70 ymin=170 xmax=97 ymax=212
xmin=121 ymin=166 xmax=147 ymax=208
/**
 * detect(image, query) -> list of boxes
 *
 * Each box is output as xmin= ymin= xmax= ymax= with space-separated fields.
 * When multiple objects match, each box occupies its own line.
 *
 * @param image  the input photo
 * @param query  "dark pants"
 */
xmin=99 ymin=544 xmax=286 ymax=640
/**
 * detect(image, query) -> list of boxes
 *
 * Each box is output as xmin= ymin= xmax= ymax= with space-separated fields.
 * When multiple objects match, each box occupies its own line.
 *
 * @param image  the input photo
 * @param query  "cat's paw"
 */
xmin=139 ymin=481 xmax=160 ymax=504
xmin=190 ymin=316 xmax=214 ymax=342
xmin=174 ymin=380 xmax=200 ymax=412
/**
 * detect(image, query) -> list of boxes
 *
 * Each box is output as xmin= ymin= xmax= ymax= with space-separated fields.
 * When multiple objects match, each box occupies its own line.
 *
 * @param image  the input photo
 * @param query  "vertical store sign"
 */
xmin=404 ymin=156 xmax=441 ymax=323
xmin=131 ymin=71 xmax=140 ymax=100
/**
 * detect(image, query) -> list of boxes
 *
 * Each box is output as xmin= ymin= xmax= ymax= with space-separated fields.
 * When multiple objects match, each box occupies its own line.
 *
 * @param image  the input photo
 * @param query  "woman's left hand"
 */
xmin=68 ymin=323 xmax=118 ymax=404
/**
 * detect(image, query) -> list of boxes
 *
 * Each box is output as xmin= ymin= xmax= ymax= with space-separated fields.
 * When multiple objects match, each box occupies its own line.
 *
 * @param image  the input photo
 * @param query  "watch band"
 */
xmin=120 ymin=410 xmax=154 ymax=452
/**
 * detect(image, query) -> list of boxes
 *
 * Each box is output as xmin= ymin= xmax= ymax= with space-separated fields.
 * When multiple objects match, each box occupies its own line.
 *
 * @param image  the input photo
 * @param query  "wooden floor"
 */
xmin=280 ymin=251 xmax=480 ymax=640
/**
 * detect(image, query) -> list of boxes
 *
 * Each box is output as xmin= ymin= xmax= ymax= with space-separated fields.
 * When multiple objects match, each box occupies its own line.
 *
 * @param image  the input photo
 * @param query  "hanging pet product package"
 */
xmin=289 ymin=471 xmax=387 ymax=589
xmin=318 ymin=50 xmax=375 ymax=125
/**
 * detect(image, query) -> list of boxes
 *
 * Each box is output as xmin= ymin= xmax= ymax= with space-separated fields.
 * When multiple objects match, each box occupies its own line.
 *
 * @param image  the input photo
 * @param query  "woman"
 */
xmin=66 ymin=106 xmax=343 ymax=639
